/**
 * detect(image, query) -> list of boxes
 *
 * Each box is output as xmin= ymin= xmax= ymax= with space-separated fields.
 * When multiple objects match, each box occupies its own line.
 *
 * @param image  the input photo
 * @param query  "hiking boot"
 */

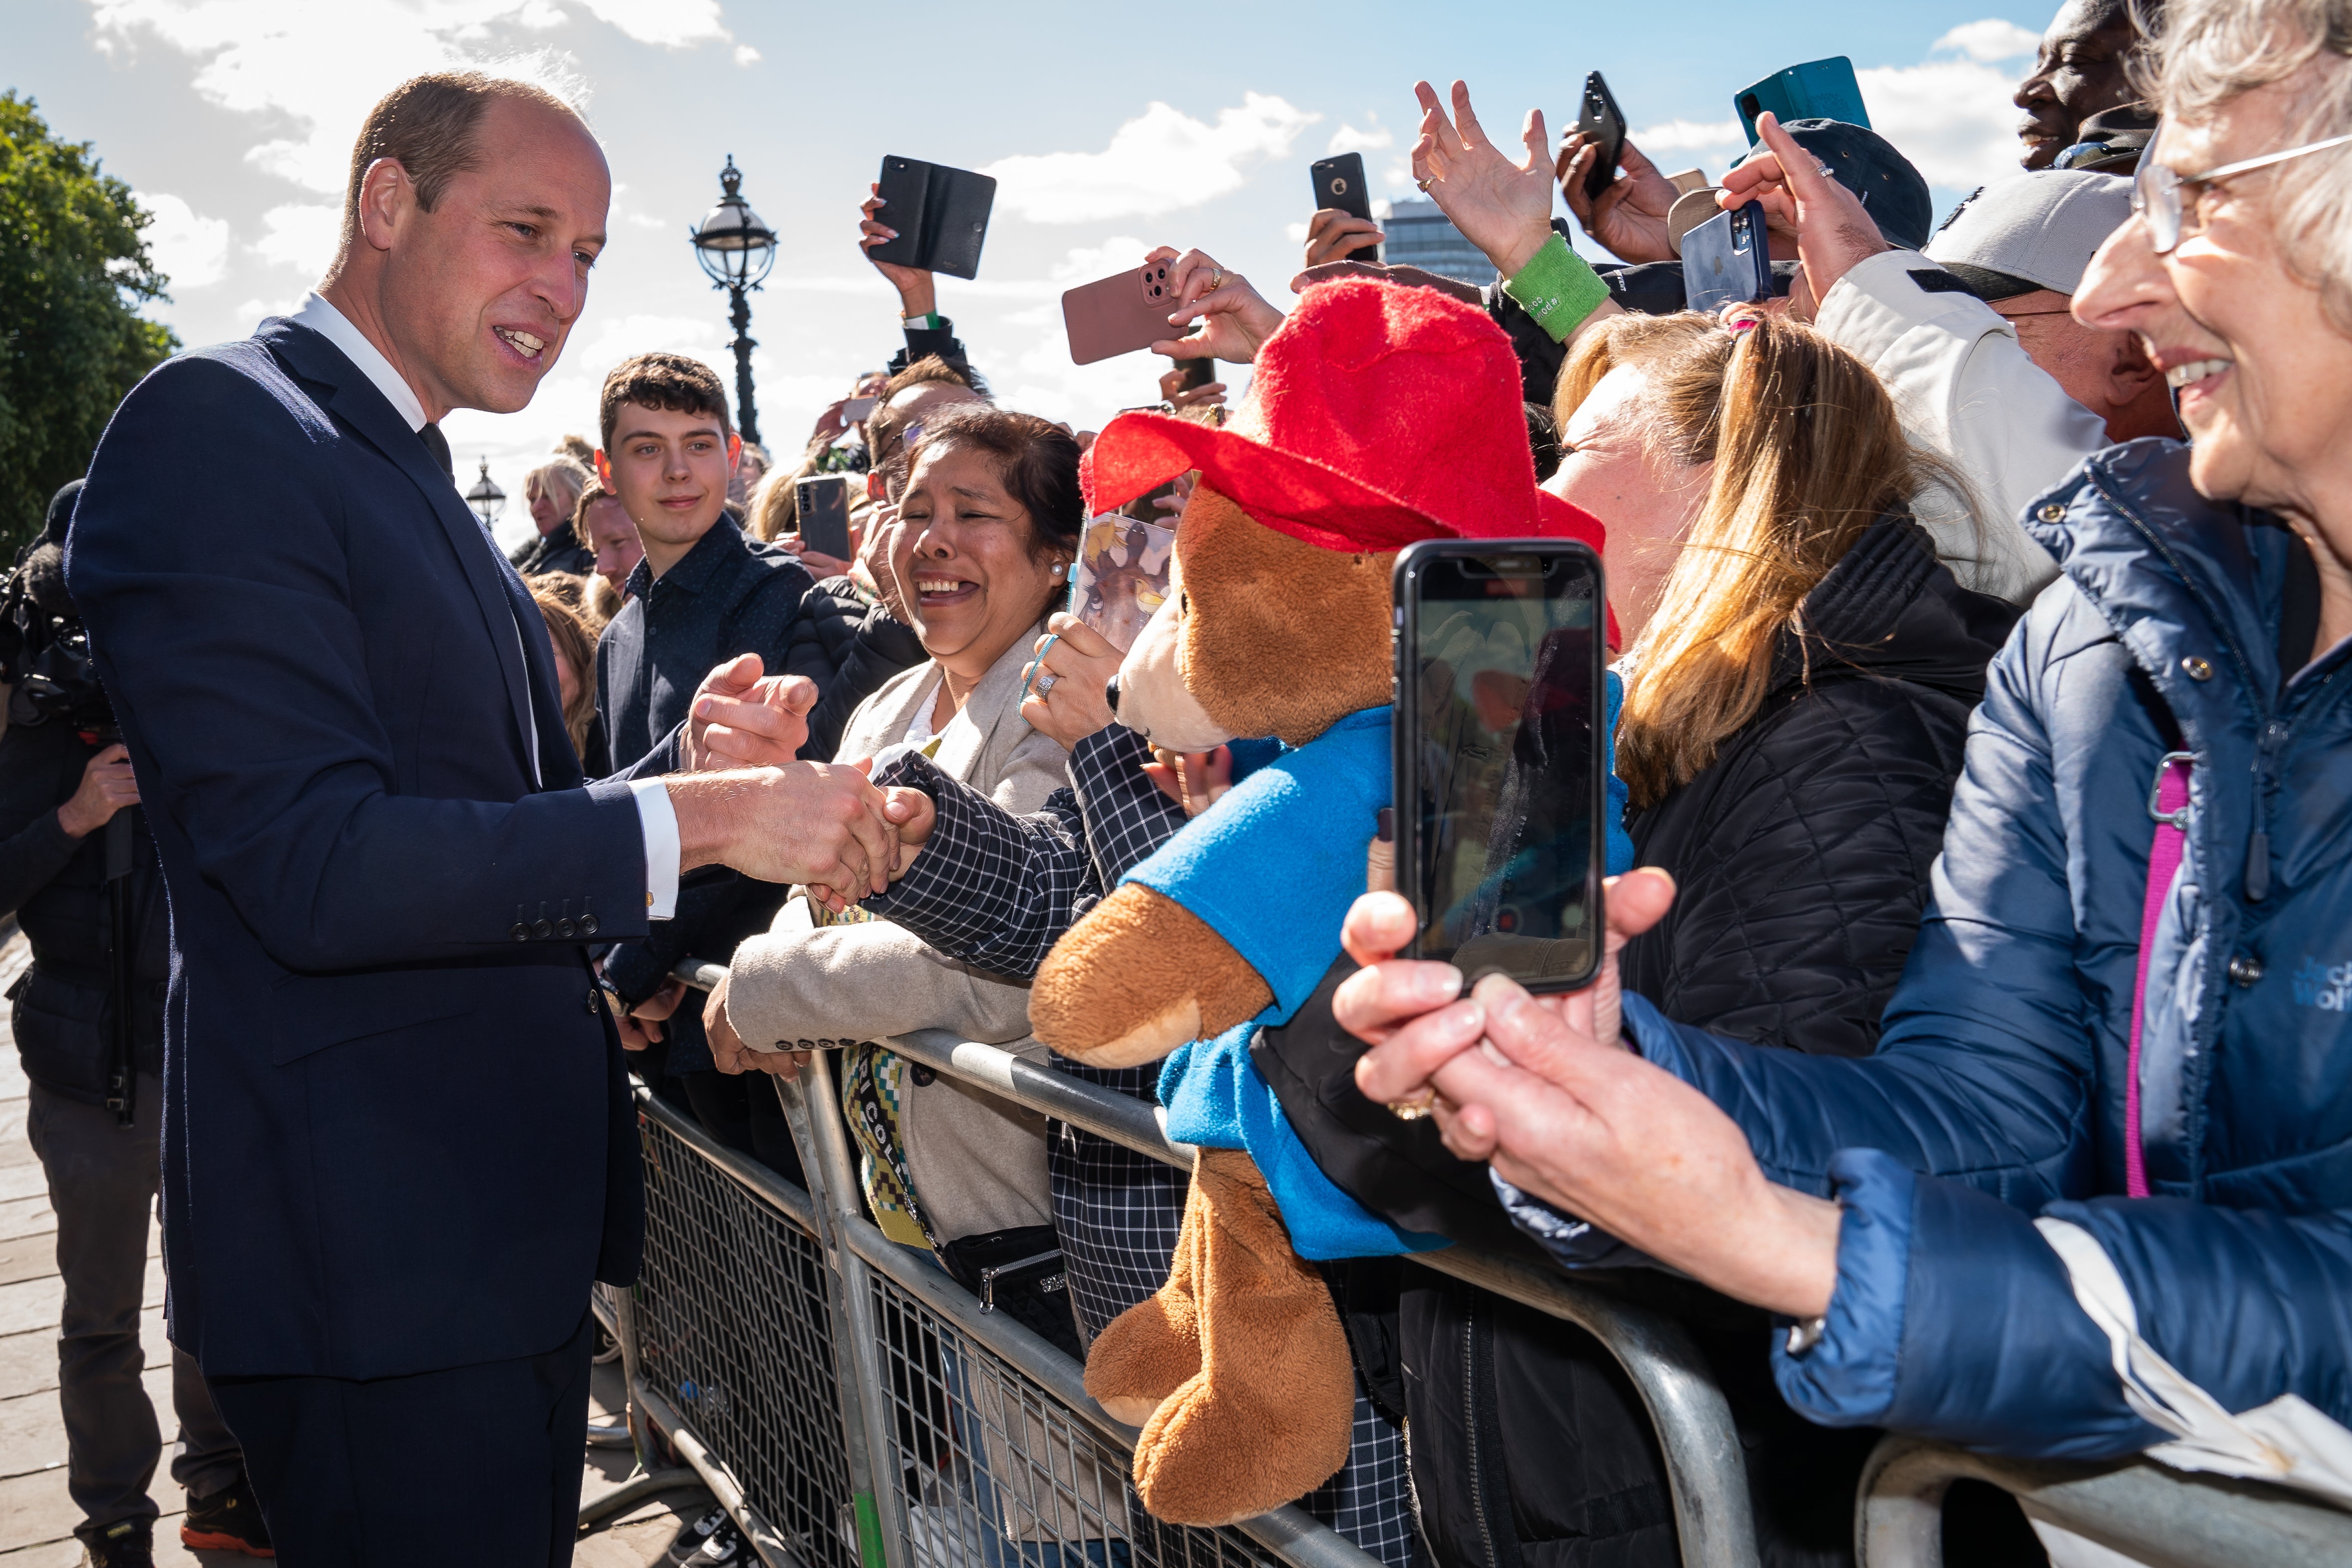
xmin=180 ymin=1473 xmax=275 ymax=1557
xmin=78 ymin=1519 xmax=153 ymax=1568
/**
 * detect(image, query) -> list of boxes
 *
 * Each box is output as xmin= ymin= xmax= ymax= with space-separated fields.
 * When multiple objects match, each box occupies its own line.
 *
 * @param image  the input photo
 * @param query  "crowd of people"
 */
xmin=13 ymin=0 xmax=2352 ymax=1563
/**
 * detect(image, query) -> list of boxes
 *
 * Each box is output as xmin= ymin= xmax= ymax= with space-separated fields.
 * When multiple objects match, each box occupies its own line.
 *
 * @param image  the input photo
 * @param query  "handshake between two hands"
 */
xmin=672 ymin=652 xmax=938 ymax=911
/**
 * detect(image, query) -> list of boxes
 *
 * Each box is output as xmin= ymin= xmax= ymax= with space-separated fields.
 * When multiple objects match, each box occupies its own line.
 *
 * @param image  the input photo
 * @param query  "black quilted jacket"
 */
xmin=1620 ymin=511 xmax=2021 ymax=1059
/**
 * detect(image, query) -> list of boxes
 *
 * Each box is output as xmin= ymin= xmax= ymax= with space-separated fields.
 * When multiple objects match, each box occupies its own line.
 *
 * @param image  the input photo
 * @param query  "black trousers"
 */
xmin=28 ymin=1074 xmax=244 ymax=1542
xmin=208 ymin=1308 xmax=595 ymax=1567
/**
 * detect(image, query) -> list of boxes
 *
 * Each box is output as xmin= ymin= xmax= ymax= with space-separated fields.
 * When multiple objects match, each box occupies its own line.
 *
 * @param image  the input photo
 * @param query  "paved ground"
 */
xmin=0 ymin=929 xmax=715 ymax=1565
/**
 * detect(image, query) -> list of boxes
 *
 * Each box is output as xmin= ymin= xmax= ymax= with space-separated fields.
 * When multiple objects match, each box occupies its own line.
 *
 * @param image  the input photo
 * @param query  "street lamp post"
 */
xmin=465 ymin=457 xmax=506 ymax=530
xmin=690 ymin=154 xmax=778 ymax=447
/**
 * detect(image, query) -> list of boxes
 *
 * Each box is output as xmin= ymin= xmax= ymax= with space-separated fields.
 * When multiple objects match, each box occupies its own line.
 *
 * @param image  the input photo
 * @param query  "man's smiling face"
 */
xmin=375 ymin=93 xmax=609 ymax=415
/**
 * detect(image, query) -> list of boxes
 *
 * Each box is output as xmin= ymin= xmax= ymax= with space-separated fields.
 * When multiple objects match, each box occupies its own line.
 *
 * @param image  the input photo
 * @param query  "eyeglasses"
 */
xmin=2134 ymin=122 xmax=2352 ymax=253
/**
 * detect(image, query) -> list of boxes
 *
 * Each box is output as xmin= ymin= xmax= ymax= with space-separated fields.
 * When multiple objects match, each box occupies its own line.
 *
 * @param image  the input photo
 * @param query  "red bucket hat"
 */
xmin=1080 ymin=277 xmax=1603 ymax=556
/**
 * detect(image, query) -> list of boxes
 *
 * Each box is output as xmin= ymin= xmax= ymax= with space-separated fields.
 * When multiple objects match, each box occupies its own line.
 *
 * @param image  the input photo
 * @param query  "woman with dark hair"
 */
xmin=706 ymin=402 xmax=1114 ymax=1558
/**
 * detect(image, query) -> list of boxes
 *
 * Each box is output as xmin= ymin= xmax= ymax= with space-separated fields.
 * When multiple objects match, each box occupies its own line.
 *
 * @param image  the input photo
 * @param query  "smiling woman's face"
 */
xmin=895 ymin=442 xmax=1064 ymax=677
xmin=2076 ymin=76 xmax=2352 ymax=519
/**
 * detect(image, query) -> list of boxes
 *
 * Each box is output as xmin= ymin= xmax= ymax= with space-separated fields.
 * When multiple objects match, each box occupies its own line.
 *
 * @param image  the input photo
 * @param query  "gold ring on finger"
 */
xmin=1386 ymin=1091 xmax=1436 ymax=1122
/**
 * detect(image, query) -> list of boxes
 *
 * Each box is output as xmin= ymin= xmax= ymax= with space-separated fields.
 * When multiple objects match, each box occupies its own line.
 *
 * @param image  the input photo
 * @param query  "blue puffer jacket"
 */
xmin=1517 ymin=439 xmax=2352 ymax=1458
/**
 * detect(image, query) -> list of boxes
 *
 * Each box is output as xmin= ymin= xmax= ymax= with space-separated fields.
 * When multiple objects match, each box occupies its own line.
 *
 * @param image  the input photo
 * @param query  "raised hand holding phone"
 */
xmin=1717 ymin=110 xmax=1889 ymax=319
xmin=1558 ymin=131 xmax=1680 ymax=264
xmin=1147 ymin=245 xmax=1286 ymax=364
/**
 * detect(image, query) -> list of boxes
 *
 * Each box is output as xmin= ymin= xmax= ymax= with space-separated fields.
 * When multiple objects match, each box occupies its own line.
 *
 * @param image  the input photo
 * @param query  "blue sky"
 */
xmin=14 ymin=0 xmax=2056 ymax=549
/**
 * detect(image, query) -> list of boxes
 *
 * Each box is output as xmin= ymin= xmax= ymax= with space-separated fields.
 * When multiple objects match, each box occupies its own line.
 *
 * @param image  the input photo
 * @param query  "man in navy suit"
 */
xmin=65 ymin=72 xmax=899 ymax=1566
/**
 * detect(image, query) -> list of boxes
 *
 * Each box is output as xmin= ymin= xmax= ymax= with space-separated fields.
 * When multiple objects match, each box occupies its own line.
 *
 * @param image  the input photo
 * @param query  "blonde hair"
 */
xmin=526 ymin=455 xmax=591 ymax=521
xmin=2142 ymin=0 xmax=2352 ymax=333
xmin=746 ymin=464 xmax=797 ymax=542
xmin=1566 ymin=313 xmax=1957 ymax=810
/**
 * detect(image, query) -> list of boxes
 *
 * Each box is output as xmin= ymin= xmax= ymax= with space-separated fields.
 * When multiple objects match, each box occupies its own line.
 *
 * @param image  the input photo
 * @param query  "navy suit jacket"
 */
xmin=67 ymin=319 xmax=649 ymax=1380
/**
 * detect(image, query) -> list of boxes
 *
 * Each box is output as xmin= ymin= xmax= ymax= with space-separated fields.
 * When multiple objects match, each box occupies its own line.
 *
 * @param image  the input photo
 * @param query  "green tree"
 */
xmin=0 ymin=91 xmax=178 ymax=557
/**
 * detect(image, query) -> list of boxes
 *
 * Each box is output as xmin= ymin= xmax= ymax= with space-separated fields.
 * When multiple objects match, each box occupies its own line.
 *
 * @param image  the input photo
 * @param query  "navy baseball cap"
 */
xmin=1754 ymin=118 xmax=1935 ymax=251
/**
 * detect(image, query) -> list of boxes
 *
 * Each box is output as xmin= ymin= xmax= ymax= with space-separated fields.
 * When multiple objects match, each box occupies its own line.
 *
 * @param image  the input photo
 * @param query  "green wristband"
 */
xmin=1501 ymin=233 xmax=1612 ymax=344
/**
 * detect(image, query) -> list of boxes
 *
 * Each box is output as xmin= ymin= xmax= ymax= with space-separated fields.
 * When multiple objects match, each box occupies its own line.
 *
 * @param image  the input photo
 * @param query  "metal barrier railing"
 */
xmin=1857 ymin=1433 xmax=2352 ymax=1568
xmin=604 ymin=963 xmax=2352 ymax=1568
xmin=605 ymin=963 xmax=1765 ymax=1568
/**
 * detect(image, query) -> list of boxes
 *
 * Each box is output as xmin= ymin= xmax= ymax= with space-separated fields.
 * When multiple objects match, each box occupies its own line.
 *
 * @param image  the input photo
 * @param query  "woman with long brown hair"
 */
xmin=1553 ymin=309 xmax=2017 ymax=1055
xmin=1382 ymin=309 xmax=2032 ymax=1568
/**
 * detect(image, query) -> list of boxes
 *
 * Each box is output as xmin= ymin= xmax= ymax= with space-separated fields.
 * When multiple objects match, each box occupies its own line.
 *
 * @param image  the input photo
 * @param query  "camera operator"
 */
xmin=0 ymin=484 xmax=264 ymax=1566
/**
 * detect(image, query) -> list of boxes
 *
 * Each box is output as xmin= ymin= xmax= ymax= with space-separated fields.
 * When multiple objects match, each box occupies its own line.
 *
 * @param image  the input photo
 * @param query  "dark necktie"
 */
xmin=418 ymin=420 xmax=453 ymax=481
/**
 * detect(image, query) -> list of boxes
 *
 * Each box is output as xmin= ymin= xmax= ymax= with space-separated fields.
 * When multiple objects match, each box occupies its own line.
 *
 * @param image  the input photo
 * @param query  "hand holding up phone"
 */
xmin=1303 ymin=208 xmax=1385 ymax=270
xmin=1146 ymin=246 xmax=1286 ymax=364
xmin=1557 ymin=132 xmax=1681 ymax=265
xmin=860 ymin=183 xmax=937 ymax=318
xmin=1717 ymin=111 xmax=1889 ymax=320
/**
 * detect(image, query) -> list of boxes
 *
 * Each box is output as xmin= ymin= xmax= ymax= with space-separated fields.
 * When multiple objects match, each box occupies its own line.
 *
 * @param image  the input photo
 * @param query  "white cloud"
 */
xmin=983 ymin=94 xmax=1319 ymax=224
xmin=732 ymin=43 xmax=759 ymax=65
xmin=84 ymin=0 xmax=730 ymax=195
xmin=571 ymin=0 xmax=729 ymax=45
xmin=252 ymin=202 xmax=341 ymax=276
xmin=1858 ymin=57 xmax=2027 ymax=191
xmin=134 ymin=190 xmax=230 ymax=288
xmin=1326 ymin=115 xmax=1392 ymax=156
xmin=1935 ymin=18 xmax=2043 ymax=63
xmin=1632 ymin=118 xmax=1745 ymax=153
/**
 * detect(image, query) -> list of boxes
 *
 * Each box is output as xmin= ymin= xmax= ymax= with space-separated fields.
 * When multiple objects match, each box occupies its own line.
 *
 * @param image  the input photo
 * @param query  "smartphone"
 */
xmin=1063 ymin=258 xmax=1184 ymax=366
xmin=1735 ymin=56 xmax=1871 ymax=143
xmin=794 ymin=475 xmax=855 ymax=561
xmin=868 ymin=155 xmax=997 ymax=280
xmin=1309 ymin=153 xmax=1382 ymax=263
xmin=1176 ymin=357 xmax=1214 ymax=392
xmin=1680 ymin=201 xmax=1773 ymax=315
xmin=1573 ymin=71 xmax=1627 ymax=202
xmin=1393 ymin=539 xmax=1606 ymax=991
xmin=843 ymin=395 xmax=878 ymax=421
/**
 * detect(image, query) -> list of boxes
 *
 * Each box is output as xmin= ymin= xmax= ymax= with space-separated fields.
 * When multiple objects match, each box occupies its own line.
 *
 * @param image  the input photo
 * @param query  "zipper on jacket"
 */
xmin=1460 ymin=1295 xmax=1501 ymax=1568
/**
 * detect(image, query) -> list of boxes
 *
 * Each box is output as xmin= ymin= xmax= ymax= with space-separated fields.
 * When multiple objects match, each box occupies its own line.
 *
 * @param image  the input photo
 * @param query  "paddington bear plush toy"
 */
xmin=1025 ymin=279 xmax=1611 ymax=1527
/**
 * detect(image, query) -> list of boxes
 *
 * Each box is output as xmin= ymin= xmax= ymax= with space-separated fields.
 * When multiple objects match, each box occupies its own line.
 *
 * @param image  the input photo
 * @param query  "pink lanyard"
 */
xmin=2126 ymin=752 xmax=2195 ymax=1198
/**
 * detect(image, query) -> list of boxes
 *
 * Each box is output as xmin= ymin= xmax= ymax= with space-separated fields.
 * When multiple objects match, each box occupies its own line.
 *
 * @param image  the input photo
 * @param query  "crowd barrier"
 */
xmin=585 ymin=960 xmax=2352 ymax=1568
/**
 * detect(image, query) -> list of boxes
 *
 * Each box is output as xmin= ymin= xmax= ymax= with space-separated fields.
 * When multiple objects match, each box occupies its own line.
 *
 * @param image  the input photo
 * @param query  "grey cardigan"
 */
xmin=726 ymin=628 xmax=1067 ymax=1243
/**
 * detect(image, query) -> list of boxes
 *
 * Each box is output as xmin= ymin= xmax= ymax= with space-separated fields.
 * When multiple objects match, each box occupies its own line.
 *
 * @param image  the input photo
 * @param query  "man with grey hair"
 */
xmin=67 ymin=68 xmax=901 ymax=1564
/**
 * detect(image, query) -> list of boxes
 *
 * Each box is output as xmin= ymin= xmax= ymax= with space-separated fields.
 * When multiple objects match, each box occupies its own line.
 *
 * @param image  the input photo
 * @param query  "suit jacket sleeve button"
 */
xmin=511 ymin=922 xmax=530 ymax=942
xmin=556 ymin=918 xmax=576 ymax=938
xmin=532 ymin=919 xmax=553 ymax=939
xmin=579 ymin=914 xmax=599 ymax=936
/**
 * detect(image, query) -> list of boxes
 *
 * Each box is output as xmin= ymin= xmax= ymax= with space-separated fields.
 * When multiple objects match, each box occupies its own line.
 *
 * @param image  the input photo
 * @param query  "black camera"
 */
xmin=0 ymin=541 xmax=114 ymax=733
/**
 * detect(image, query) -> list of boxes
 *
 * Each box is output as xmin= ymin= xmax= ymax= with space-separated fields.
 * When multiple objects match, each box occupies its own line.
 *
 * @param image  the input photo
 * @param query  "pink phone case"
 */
xmin=1063 ymin=259 xmax=1182 ymax=365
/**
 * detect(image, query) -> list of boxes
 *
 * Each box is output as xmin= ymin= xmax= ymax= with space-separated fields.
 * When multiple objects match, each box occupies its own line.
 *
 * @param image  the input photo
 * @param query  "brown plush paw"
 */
xmin=1031 ymin=884 xmax=1274 ymax=1067
xmin=1085 ymin=1168 xmax=1206 ymax=1428
xmin=1124 ymin=1150 xmax=1356 ymax=1527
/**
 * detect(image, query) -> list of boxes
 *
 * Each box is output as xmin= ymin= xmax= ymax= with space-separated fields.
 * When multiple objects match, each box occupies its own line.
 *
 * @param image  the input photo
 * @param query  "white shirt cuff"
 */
xmin=628 ymin=778 xmax=681 ymax=920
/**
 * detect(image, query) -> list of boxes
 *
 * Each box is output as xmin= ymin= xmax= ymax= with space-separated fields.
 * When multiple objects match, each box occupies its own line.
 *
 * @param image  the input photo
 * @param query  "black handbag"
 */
xmin=1249 ymin=955 xmax=1551 ymax=1262
xmin=936 ymin=1223 xmax=1086 ymax=1362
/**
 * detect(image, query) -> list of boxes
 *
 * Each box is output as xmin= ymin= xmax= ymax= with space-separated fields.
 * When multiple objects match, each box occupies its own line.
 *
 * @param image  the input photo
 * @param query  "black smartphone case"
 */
xmin=869 ymin=155 xmax=997 ymax=280
xmin=1310 ymin=154 xmax=1381 ymax=264
xmin=1575 ymin=72 xmax=1626 ymax=202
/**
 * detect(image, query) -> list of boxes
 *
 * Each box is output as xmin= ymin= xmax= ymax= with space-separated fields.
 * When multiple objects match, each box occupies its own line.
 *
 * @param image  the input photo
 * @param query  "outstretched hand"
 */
xmin=1718 ymin=111 xmax=1891 ymax=319
xmin=687 ymin=654 xmax=817 ymax=771
xmin=1409 ymin=80 xmax=1556 ymax=280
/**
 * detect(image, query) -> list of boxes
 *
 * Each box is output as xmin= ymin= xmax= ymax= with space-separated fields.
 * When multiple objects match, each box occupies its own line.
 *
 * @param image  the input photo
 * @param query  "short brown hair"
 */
xmin=341 ymin=71 xmax=582 ymax=252
xmin=530 ymin=582 xmax=599 ymax=757
xmin=598 ymin=352 xmax=732 ymax=451
xmin=571 ymin=479 xmax=619 ymax=534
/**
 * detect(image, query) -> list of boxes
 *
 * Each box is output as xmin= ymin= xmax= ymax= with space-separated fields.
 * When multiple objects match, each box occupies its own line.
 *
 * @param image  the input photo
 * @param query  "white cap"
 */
xmin=1924 ymin=169 xmax=2133 ymax=298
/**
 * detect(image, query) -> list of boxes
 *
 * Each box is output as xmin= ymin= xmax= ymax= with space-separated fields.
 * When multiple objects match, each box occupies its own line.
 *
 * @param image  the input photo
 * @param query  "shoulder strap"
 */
xmin=2127 ymin=751 xmax=2193 ymax=1198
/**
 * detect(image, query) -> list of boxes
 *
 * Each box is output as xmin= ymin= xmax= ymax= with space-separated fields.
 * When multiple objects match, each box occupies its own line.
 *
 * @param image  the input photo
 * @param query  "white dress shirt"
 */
xmin=288 ymin=292 xmax=680 ymax=918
